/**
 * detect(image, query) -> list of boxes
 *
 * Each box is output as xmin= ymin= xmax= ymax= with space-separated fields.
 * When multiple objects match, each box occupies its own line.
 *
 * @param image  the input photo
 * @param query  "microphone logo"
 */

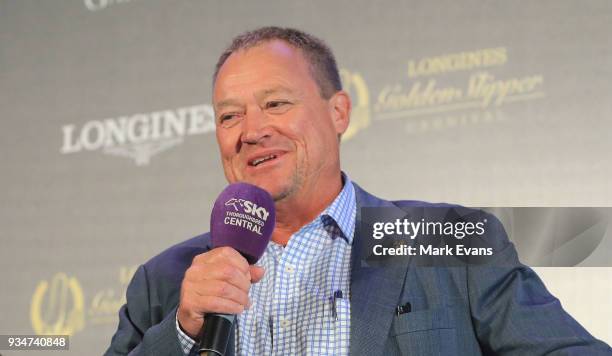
xmin=225 ymin=198 xmax=245 ymax=211
xmin=224 ymin=198 xmax=270 ymax=221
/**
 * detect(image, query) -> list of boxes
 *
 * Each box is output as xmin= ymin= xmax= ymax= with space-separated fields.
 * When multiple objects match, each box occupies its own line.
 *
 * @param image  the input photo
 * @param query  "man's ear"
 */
xmin=328 ymin=90 xmax=352 ymax=136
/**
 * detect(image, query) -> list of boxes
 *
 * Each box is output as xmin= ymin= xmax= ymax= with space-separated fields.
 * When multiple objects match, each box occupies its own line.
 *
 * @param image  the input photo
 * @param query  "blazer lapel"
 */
xmin=350 ymin=183 xmax=412 ymax=356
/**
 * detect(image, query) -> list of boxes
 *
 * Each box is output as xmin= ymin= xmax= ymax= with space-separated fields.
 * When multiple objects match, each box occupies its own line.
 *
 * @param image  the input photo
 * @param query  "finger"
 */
xmin=188 ymin=263 xmax=251 ymax=293
xmin=250 ymin=265 xmax=265 ymax=283
xmin=195 ymin=280 xmax=250 ymax=307
xmin=200 ymin=295 xmax=246 ymax=315
xmin=213 ymin=264 xmax=252 ymax=292
xmin=204 ymin=247 xmax=250 ymax=274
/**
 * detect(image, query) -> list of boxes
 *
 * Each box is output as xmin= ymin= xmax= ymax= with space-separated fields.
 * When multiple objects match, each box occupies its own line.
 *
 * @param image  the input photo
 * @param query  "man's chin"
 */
xmin=232 ymin=168 xmax=301 ymax=201
xmin=239 ymin=178 xmax=291 ymax=202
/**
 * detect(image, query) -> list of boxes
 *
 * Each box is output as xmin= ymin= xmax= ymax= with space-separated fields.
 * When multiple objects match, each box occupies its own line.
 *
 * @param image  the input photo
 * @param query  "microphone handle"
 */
xmin=198 ymin=314 xmax=235 ymax=356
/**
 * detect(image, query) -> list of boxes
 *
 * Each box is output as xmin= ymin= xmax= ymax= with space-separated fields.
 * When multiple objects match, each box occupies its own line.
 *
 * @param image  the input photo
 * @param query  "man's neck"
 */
xmin=271 ymin=173 xmax=343 ymax=246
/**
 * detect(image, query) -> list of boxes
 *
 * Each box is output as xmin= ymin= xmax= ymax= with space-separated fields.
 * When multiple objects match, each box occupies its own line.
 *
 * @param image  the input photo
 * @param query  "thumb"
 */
xmin=249 ymin=265 xmax=265 ymax=283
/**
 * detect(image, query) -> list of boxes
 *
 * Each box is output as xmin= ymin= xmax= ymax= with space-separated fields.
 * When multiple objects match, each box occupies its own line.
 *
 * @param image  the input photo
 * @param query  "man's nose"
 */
xmin=241 ymin=106 xmax=270 ymax=144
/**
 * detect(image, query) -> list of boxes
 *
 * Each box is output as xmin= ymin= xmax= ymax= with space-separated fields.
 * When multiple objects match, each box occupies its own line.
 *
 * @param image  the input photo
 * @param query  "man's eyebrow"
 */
xmin=216 ymin=86 xmax=297 ymax=111
xmin=256 ymin=86 xmax=295 ymax=99
xmin=215 ymin=98 xmax=242 ymax=110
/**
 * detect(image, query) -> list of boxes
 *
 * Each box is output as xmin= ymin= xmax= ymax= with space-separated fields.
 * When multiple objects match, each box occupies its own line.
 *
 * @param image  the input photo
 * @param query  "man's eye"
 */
xmin=219 ymin=114 xmax=232 ymax=123
xmin=219 ymin=114 xmax=242 ymax=128
xmin=266 ymin=101 xmax=290 ymax=109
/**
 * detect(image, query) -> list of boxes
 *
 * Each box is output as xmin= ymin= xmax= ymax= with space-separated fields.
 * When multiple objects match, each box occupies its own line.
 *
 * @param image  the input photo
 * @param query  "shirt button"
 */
xmin=285 ymin=265 xmax=295 ymax=273
xmin=280 ymin=318 xmax=291 ymax=328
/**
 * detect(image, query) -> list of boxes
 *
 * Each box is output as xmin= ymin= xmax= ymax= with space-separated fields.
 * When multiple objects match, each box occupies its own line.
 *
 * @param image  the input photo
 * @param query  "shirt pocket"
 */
xmin=300 ymin=286 xmax=351 ymax=355
xmin=390 ymin=306 xmax=458 ymax=355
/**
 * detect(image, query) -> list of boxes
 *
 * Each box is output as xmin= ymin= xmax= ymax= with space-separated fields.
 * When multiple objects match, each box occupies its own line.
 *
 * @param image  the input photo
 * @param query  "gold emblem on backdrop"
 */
xmin=30 ymin=266 xmax=138 ymax=336
xmin=30 ymin=273 xmax=85 ymax=336
xmin=340 ymin=69 xmax=371 ymax=141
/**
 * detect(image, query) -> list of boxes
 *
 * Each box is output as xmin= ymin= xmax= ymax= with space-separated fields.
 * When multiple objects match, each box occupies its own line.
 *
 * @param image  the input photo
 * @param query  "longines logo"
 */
xmin=407 ymin=47 xmax=508 ymax=78
xmin=30 ymin=273 xmax=85 ymax=336
xmin=374 ymin=46 xmax=545 ymax=121
xmin=338 ymin=48 xmax=545 ymax=136
xmin=30 ymin=267 xmax=137 ymax=337
xmin=60 ymin=104 xmax=215 ymax=166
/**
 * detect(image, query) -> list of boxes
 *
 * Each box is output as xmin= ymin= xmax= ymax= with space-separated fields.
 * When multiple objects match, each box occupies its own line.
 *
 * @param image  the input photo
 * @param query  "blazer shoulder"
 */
xmin=390 ymin=199 xmax=457 ymax=208
xmin=142 ymin=232 xmax=212 ymax=281
xmin=352 ymin=181 xmax=459 ymax=209
xmin=352 ymin=183 xmax=509 ymax=250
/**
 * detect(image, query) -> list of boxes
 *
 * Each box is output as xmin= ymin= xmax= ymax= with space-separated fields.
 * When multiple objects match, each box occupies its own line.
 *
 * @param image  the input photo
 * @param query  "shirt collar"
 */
xmin=320 ymin=172 xmax=356 ymax=244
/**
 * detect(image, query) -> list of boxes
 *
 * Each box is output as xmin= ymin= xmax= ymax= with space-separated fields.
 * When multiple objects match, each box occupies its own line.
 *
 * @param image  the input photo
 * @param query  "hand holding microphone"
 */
xmin=177 ymin=247 xmax=264 ymax=338
xmin=177 ymin=183 xmax=275 ymax=355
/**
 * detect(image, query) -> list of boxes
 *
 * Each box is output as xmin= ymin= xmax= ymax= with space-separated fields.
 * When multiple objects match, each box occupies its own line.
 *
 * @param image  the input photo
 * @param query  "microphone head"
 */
xmin=210 ymin=182 xmax=275 ymax=264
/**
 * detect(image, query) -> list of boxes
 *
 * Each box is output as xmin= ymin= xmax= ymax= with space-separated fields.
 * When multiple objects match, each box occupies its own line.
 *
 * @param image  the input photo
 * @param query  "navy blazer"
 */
xmin=106 ymin=183 xmax=611 ymax=355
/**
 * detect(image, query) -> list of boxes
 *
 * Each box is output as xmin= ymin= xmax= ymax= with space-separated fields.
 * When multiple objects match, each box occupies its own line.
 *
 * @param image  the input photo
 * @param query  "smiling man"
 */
xmin=106 ymin=27 xmax=611 ymax=355
xmin=213 ymin=37 xmax=350 ymax=247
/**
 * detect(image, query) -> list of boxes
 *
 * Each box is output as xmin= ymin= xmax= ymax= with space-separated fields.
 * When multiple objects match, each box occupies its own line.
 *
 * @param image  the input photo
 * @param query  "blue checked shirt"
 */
xmin=177 ymin=176 xmax=356 ymax=355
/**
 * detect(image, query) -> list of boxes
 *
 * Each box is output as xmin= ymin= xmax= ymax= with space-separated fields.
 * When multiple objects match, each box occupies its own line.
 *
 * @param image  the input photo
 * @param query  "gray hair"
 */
xmin=213 ymin=26 xmax=342 ymax=99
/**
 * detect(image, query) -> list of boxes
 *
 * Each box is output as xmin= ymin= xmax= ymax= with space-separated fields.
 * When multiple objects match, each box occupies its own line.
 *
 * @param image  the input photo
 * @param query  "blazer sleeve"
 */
xmin=104 ymin=265 xmax=185 ymax=356
xmin=467 ymin=215 xmax=611 ymax=355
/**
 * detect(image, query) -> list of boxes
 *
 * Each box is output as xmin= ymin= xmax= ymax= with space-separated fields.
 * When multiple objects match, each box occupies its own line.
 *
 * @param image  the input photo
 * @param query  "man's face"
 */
xmin=213 ymin=40 xmax=349 ymax=201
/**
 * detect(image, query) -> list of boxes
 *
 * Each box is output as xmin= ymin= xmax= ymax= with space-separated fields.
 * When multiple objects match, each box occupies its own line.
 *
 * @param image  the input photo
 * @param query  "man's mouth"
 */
xmin=249 ymin=154 xmax=279 ymax=167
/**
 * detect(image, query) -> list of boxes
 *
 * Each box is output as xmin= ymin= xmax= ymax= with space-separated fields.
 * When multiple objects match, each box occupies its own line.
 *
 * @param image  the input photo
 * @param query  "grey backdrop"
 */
xmin=1 ymin=0 xmax=611 ymax=354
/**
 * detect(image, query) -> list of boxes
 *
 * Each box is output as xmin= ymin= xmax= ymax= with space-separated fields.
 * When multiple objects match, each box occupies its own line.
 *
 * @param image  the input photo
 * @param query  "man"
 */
xmin=106 ymin=27 xmax=611 ymax=355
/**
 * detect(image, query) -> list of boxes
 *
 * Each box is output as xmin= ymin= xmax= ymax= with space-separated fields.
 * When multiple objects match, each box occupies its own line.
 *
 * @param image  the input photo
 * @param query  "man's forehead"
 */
xmin=216 ymin=40 xmax=309 ymax=83
xmin=213 ymin=41 xmax=314 ymax=105
xmin=234 ymin=39 xmax=302 ymax=62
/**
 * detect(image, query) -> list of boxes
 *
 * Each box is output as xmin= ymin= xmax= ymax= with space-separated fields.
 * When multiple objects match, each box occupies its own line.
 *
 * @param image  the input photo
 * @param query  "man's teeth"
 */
xmin=252 ymin=154 xmax=277 ymax=166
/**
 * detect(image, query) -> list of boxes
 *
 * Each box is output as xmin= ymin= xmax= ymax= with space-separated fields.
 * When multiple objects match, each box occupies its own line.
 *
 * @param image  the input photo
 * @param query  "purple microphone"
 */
xmin=210 ymin=182 xmax=275 ymax=263
xmin=199 ymin=182 xmax=275 ymax=356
